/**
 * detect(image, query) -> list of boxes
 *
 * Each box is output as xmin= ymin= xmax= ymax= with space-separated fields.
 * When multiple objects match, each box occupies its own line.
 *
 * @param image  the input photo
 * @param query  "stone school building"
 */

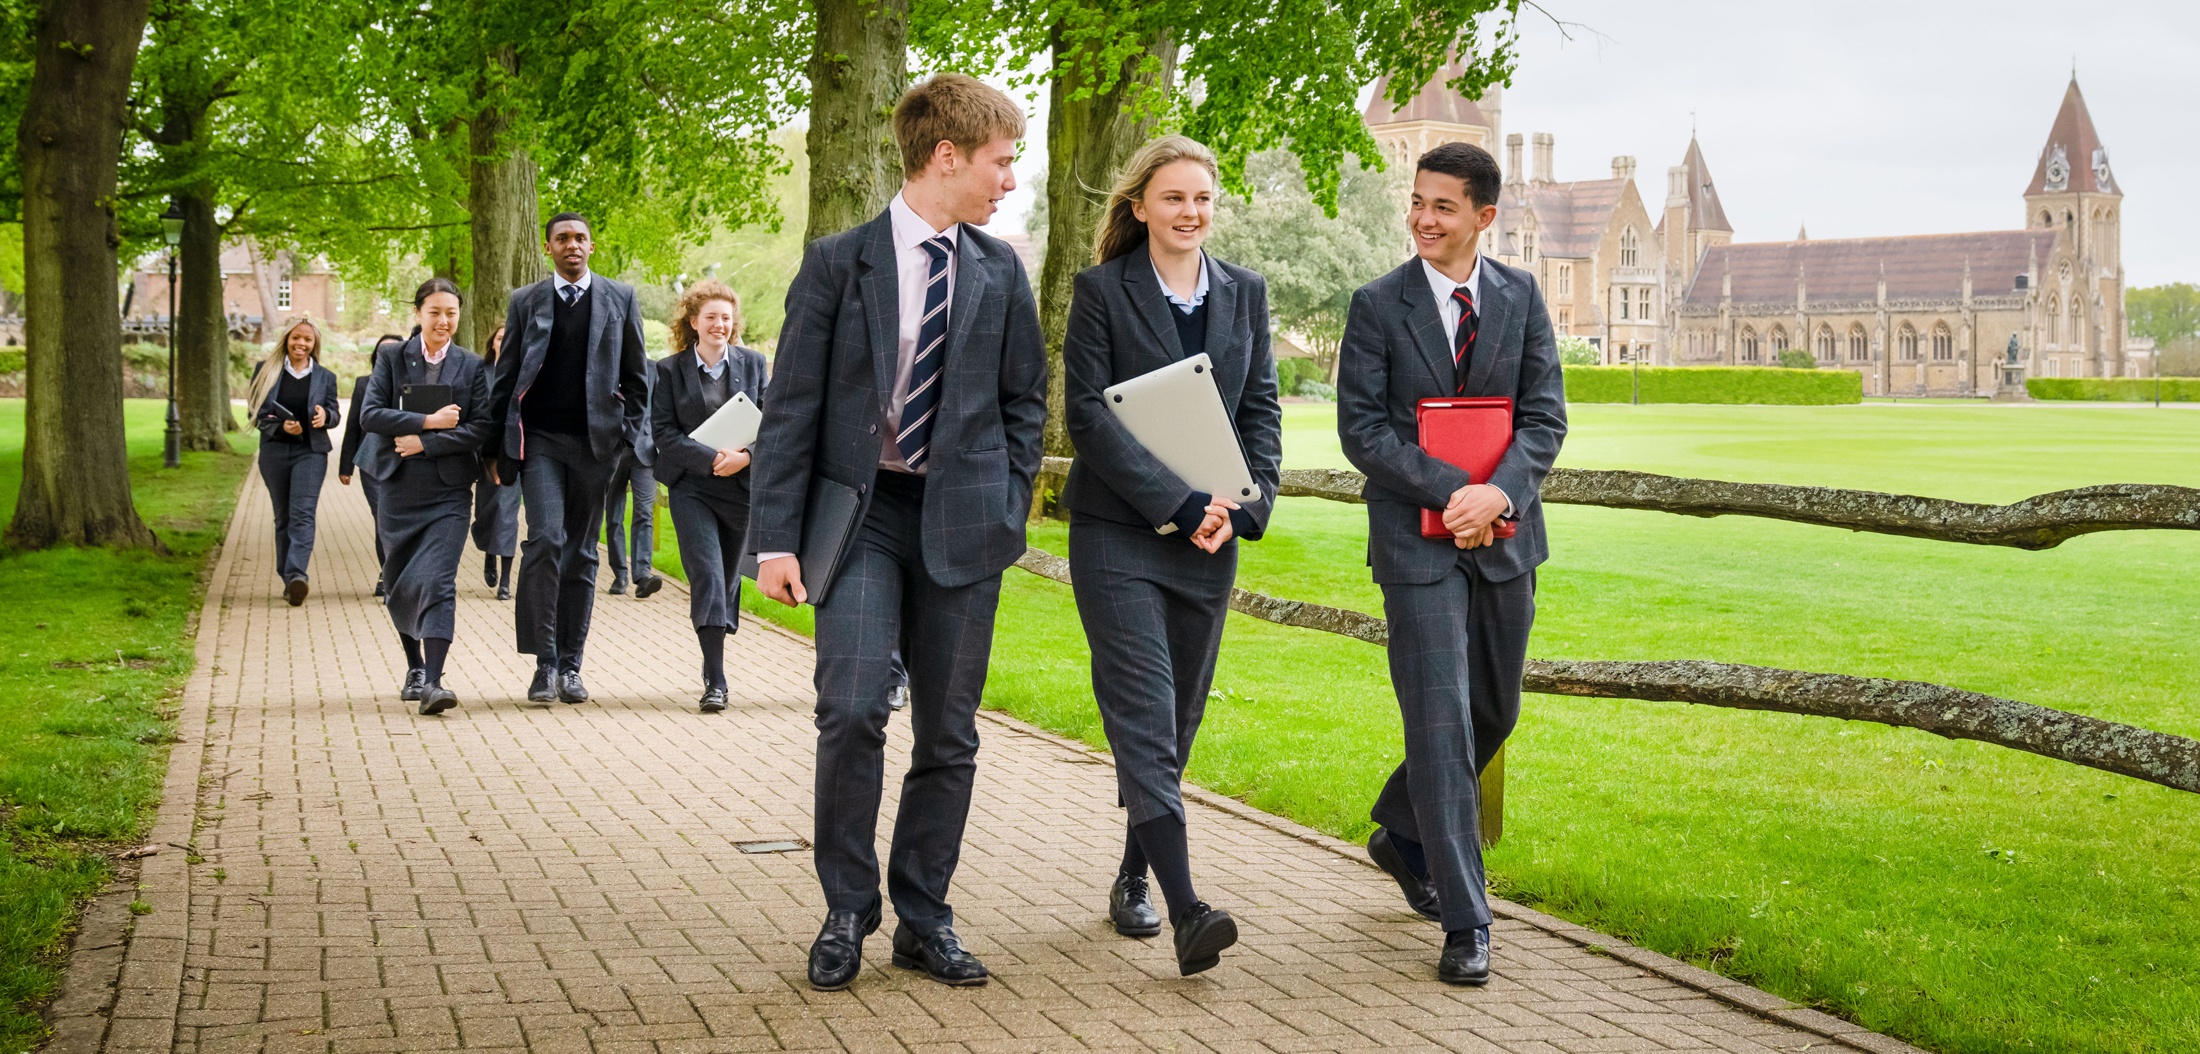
xmin=1364 ymin=73 xmax=2153 ymax=395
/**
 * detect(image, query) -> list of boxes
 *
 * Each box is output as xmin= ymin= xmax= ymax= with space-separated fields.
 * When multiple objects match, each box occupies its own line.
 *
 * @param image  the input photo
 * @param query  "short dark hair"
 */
xmin=1417 ymin=142 xmax=1503 ymax=210
xmin=544 ymin=211 xmax=591 ymax=241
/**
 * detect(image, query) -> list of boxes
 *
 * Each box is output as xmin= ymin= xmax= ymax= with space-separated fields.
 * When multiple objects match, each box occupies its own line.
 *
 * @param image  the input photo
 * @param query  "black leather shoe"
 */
xmin=1437 ymin=926 xmax=1491 ymax=986
xmin=699 ymin=687 xmax=728 ymax=713
xmin=284 ymin=578 xmax=308 ymax=606
xmin=608 ymin=574 xmax=630 ymax=596
xmin=633 ymin=574 xmax=663 ymax=599
xmin=1368 ymin=828 xmax=1442 ymax=922
xmin=1171 ymin=903 xmax=1238 ymax=977
xmin=527 ymin=664 xmax=556 ymax=703
xmin=495 ymin=584 xmax=511 ymax=601
xmin=807 ymin=901 xmax=881 ymax=991
xmin=401 ymin=668 xmax=427 ymax=701
xmin=373 ymin=582 xmax=385 ymax=598
xmin=890 ymin=924 xmax=989 ymax=986
xmin=483 ymin=559 xmax=497 ymax=587
xmin=557 ymin=670 xmax=589 ymax=704
xmin=418 ymin=684 xmax=457 ymax=716
xmin=1109 ymin=873 xmax=1161 ymax=938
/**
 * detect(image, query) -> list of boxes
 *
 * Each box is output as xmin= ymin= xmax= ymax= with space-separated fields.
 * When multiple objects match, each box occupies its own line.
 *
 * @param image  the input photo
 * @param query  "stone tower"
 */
xmin=1658 ymin=137 xmax=1732 ymax=363
xmin=2022 ymin=77 xmax=2125 ymax=378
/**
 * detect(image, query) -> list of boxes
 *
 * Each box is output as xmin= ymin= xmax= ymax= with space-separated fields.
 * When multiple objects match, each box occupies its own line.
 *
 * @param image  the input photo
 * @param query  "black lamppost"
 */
xmin=160 ymin=199 xmax=185 ymax=468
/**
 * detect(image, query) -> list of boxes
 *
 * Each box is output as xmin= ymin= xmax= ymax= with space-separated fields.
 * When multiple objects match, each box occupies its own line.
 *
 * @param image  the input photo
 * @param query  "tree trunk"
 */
xmin=467 ymin=46 xmax=541 ymax=352
xmin=176 ymin=188 xmax=233 ymax=449
xmin=241 ymin=236 xmax=287 ymax=341
xmin=1037 ymin=26 xmax=1176 ymax=459
xmin=9 ymin=0 xmax=159 ymax=550
xmin=803 ymin=0 xmax=906 ymax=242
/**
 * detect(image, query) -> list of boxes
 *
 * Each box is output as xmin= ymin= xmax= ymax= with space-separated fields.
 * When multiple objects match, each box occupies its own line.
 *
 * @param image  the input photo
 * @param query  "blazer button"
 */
xmin=868 ymin=424 xmax=877 ymax=434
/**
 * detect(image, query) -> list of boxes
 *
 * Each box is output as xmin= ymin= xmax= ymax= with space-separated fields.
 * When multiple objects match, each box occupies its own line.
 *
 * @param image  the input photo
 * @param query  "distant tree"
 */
xmin=2127 ymin=283 xmax=2200 ymax=350
xmin=1776 ymin=348 xmax=1815 ymax=369
xmin=1207 ymin=149 xmax=1402 ymax=383
xmin=1556 ymin=335 xmax=1598 ymax=366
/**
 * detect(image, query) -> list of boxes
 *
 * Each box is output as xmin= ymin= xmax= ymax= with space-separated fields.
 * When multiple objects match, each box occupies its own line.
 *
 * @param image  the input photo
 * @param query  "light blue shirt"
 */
xmin=698 ymin=350 xmax=728 ymax=381
xmin=552 ymin=269 xmax=595 ymax=302
xmin=1153 ymin=252 xmax=1210 ymax=315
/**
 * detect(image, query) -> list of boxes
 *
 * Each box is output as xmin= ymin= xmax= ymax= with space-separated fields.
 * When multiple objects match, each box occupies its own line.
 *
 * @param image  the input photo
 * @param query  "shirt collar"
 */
xmin=1152 ymin=251 xmax=1210 ymax=314
xmin=889 ymin=191 xmax=961 ymax=255
xmin=1421 ymin=253 xmax=1483 ymax=309
xmin=553 ymin=269 xmax=595 ymax=296
xmin=419 ymin=338 xmax=450 ymax=365
xmin=282 ymin=358 xmax=313 ymax=379
xmin=697 ymin=349 xmax=729 ymax=379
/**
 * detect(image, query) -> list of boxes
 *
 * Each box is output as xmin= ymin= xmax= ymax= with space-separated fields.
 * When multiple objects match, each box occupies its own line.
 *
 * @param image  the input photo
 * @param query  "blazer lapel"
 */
xmin=403 ymin=339 xmax=426 ymax=384
xmin=1201 ymin=256 xmax=1236 ymax=367
xmin=856 ymin=213 xmax=901 ymax=416
xmin=1466 ymin=260 xmax=1510 ymax=396
xmin=583 ymin=279 xmax=612 ymax=385
xmin=519 ymin=283 xmax=553 ymax=394
xmin=941 ymin=227 xmax=987 ymax=370
xmin=1398 ymin=264 xmax=1455 ymax=391
xmin=1124 ymin=244 xmax=1186 ymax=361
xmin=677 ymin=352 xmax=708 ymax=430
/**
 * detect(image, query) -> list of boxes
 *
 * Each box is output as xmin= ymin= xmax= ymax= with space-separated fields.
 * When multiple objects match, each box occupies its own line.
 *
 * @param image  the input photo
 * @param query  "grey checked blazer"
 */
xmin=1060 ymin=245 xmax=1282 ymax=537
xmin=748 ymin=209 xmax=1049 ymax=589
xmin=1337 ymin=255 xmax=1567 ymax=584
xmin=484 ymin=275 xmax=653 ymax=466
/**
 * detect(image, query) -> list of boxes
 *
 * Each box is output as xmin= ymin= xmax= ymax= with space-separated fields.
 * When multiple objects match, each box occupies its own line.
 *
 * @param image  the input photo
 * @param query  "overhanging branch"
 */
xmin=1011 ymin=547 xmax=2200 ymax=795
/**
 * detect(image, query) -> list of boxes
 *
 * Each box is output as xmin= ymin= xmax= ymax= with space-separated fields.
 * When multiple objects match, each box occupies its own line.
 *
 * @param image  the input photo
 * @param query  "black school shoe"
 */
xmin=633 ymin=574 xmax=663 ymax=599
xmin=807 ymin=900 xmax=881 ymax=991
xmin=891 ymin=923 xmax=989 ymax=986
xmin=401 ymin=668 xmax=427 ymax=701
xmin=284 ymin=577 xmax=308 ymax=606
xmin=1109 ymin=873 xmax=1162 ymax=938
xmin=527 ymin=664 xmax=556 ymax=703
xmin=1172 ymin=903 xmax=1238 ymax=976
xmin=418 ymin=684 xmax=457 ymax=716
xmin=699 ymin=687 xmax=728 ymax=713
xmin=1437 ymin=926 xmax=1491 ymax=986
xmin=1368 ymin=828 xmax=1442 ymax=921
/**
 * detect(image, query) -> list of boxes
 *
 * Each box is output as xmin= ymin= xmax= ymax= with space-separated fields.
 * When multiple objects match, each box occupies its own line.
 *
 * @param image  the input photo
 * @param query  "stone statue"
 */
xmin=2007 ymin=333 xmax=2021 ymax=364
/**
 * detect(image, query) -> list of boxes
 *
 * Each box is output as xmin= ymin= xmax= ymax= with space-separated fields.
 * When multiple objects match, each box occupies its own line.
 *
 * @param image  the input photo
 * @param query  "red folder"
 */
xmin=1416 ymin=397 xmax=1518 ymax=540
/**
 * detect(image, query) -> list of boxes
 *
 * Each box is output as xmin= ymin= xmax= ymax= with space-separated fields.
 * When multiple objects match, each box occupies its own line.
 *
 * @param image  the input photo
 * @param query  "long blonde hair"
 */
xmin=669 ymin=277 xmax=743 ymax=352
xmin=245 ymin=317 xmax=322 ymax=415
xmin=1091 ymin=135 xmax=1220 ymax=266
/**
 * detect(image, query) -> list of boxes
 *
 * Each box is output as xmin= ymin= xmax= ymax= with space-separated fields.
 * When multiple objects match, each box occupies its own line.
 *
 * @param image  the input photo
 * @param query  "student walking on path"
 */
xmin=649 ymin=278 xmax=767 ymax=713
xmin=750 ymin=74 xmax=1047 ymax=992
xmin=339 ymin=334 xmax=405 ymax=596
xmin=1060 ymin=135 xmax=1282 ymax=976
xmin=359 ymin=278 xmax=494 ymax=714
xmin=471 ymin=325 xmax=521 ymax=601
xmin=246 ymin=317 xmax=344 ymax=606
xmin=483 ymin=212 xmax=653 ymax=706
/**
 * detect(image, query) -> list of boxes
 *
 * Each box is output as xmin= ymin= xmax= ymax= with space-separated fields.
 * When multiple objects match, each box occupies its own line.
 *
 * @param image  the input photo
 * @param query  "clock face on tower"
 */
xmin=2093 ymin=148 xmax=2114 ymax=193
xmin=2044 ymin=145 xmax=2069 ymax=191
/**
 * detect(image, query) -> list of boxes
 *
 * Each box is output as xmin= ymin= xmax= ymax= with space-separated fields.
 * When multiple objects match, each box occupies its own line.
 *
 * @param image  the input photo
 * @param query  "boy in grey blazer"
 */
xmin=1337 ymin=142 xmax=1567 ymax=986
xmin=749 ymin=74 xmax=1047 ymax=992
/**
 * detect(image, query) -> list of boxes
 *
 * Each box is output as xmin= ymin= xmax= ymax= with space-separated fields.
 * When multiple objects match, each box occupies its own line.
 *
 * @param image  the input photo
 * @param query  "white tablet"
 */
xmin=687 ymin=391 xmax=761 ymax=452
xmin=1102 ymin=353 xmax=1261 ymax=507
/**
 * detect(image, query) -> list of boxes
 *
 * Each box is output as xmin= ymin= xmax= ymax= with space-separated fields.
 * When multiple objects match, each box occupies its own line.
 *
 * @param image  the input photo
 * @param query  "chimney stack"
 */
xmin=1532 ymin=132 xmax=1554 ymax=185
xmin=1505 ymin=133 xmax=1524 ymax=185
xmin=1612 ymin=155 xmax=1636 ymax=182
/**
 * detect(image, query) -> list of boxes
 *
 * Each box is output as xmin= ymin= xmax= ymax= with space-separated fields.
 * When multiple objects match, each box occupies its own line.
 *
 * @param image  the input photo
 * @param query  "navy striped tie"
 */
xmin=897 ymin=235 xmax=952 ymax=470
xmin=1451 ymin=284 xmax=1479 ymax=394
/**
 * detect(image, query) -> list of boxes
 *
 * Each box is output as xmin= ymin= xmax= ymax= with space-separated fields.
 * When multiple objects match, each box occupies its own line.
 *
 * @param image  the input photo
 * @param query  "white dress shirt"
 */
xmin=419 ymin=338 xmax=449 ymax=366
xmin=1154 ymin=251 xmax=1210 ymax=314
xmin=282 ymin=358 xmax=313 ymax=379
xmin=552 ymin=269 xmax=595 ymax=303
xmin=1418 ymin=253 xmax=1513 ymax=516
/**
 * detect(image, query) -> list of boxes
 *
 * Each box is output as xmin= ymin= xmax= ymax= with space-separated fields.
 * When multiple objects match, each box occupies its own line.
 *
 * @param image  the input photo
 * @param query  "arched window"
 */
xmin=1816 ymin=325 xmax=1836 ymax=361
xmin=1740 ymin=327 xmax=1759 ymax=362
xmin=2069 ymin=300 xmax=2084 ymax=351
xmin=1771 ymin=326 xmax=1789 ymax=351
xmin=1521 ymin=232 xmax=1536 ymax=263
xmin=1931 ymin=323 xmax=1953 ymax=361
xmin=1620 ymin=226 xmax=1639 ymax=268
xmin=2047 ymin=295 xmax=2061 ymax=346
xmin=1848 ymin=324 xmax=1869 ymax=360
xmin=2039 ymin=210 xmax=2052 ymax=228
xmin=1897 ymin=323 xmax=1918 ymax=361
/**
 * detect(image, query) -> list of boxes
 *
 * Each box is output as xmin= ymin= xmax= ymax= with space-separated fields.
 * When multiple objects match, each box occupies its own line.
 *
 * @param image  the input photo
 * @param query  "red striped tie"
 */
xmin=1450 ymin=284 xmax=1479 ymax=394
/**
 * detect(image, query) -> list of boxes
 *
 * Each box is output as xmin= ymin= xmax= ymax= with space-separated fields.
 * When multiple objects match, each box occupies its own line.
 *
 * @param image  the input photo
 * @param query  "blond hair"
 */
xmin=245 ymin=317 xmax=322 ymax=415
xmin=669 ymin=278 xmax=743 ymax=353
xmin=893 ymin=73 xmax=1026 ymax=178
xmin=1092 ymin=135 xmax=1220 ymax=265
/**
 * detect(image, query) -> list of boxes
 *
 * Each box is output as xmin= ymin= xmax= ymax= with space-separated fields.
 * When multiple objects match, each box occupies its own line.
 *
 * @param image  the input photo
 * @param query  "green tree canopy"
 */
xmin=2127 ymin=282 xmax=2200 ymax=349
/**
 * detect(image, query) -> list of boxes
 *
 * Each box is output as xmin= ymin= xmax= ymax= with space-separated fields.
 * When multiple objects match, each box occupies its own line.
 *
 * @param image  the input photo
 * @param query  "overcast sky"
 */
xmin=988 ymin=0 xmax=2197 ymax=287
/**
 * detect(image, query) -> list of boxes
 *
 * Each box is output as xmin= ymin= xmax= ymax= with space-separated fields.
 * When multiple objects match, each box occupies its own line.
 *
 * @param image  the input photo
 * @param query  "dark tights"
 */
xmin=484 ymin=554 xmax=512 ymax=589
xmin=400 ymin=634 xmax=452 ymax=685
xmin=1120 ymin=816 xmax=1199 ymax=924
xmin=696 ymin=625 xmax=728 ymax=690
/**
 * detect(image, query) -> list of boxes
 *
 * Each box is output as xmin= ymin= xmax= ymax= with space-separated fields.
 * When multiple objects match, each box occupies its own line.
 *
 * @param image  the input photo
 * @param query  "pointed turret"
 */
xmin=2026 ymin=77 xmax=2116 ymax=197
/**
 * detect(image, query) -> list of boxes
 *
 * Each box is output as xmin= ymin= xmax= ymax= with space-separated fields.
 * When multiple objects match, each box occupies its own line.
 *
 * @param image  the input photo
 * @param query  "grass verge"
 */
xmin=0 ymin=400 xmax=255 ymax=1049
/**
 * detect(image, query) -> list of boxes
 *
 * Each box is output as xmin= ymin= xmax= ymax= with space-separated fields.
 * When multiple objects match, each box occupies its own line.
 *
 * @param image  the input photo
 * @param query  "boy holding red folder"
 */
xmin=1336 ymin=141 xmax=1568 ymax=985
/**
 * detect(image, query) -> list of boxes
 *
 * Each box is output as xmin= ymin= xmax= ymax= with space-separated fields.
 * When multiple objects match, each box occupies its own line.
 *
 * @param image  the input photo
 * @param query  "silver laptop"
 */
xmin=1102 ymin=353 xmax=1261 ymax=518
xmin=687 ymin=391 xmax=762 ymax=452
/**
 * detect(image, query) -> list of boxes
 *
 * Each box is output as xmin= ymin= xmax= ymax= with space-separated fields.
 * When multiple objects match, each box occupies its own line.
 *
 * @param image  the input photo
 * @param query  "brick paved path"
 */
xmin=73 ymin=458 xmax=1921 ymax=1054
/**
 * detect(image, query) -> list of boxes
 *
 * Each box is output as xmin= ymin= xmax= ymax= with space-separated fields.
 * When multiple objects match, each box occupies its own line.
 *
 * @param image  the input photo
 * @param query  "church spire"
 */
xmin=2026 ymin=77 xmax=2115 ymax=197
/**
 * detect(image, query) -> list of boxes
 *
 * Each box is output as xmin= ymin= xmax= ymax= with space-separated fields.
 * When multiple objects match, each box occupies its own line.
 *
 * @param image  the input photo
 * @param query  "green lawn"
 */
xmin=991 ymin=404 xmax=2200 ymax=1054
xmin=654 ymin=402 xmax=2199 ymax=1053
xmin=0 ymin=400 xmax=255 ymax=1050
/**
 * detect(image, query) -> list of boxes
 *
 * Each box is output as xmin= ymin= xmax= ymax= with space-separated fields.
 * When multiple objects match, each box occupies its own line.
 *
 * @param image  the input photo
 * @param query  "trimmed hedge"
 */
xmin=2026 ymin=377 xmax=2200 ymax=402
xmin=1563 ymin=365 xmax=1862 ymax=405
